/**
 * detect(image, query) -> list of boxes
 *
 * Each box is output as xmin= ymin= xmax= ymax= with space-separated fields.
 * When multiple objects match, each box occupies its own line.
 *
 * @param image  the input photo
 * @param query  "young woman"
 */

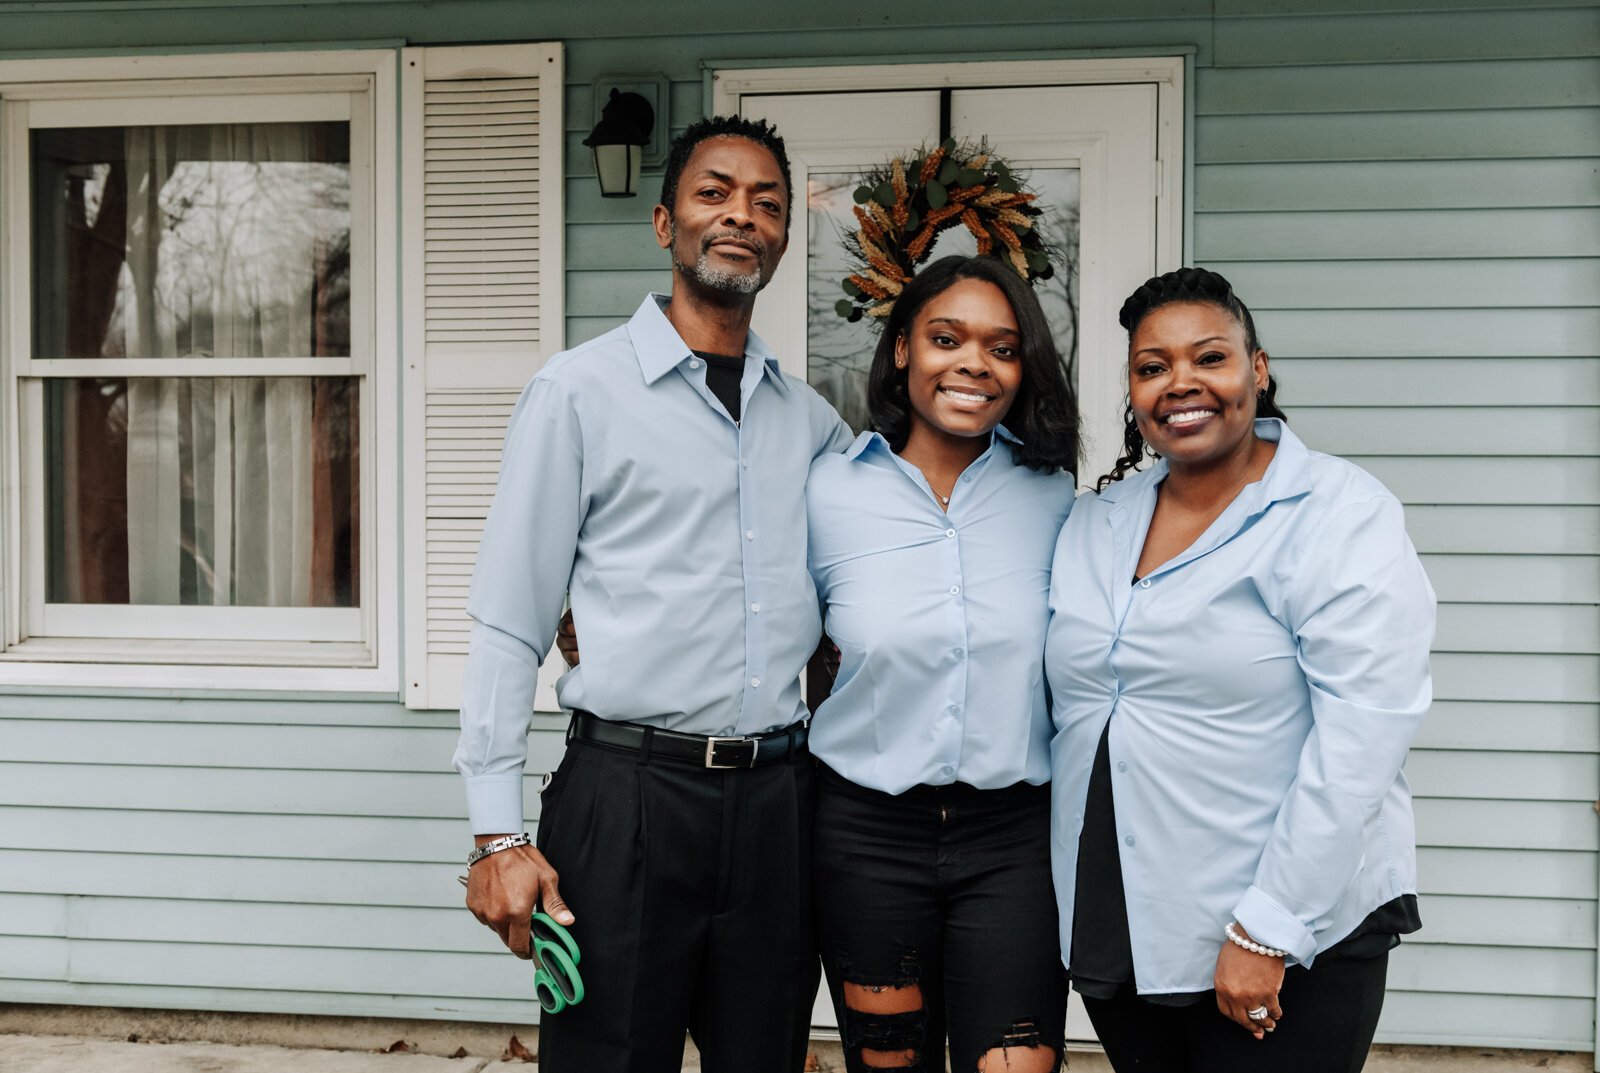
xmin=1046 ymin=268 xmax=1434 ymax=1072
xmin=806 ymin=254 xmax=1079 ymax=1073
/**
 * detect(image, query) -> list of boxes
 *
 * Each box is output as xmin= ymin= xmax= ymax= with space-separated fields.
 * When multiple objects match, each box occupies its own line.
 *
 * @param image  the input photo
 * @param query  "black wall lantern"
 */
xmin=584 ymin=89 xmax=655 ymax=198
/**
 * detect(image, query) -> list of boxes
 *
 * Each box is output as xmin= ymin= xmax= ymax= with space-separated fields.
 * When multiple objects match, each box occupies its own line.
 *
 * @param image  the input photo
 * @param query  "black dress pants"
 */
xmin=533 ymin=735 xmax=818 ymax=1073
xmin=813 ymin=765 xmax=1067 ymax=1073
xmin=1081 ymin=953 xmax=1390 ymax=1073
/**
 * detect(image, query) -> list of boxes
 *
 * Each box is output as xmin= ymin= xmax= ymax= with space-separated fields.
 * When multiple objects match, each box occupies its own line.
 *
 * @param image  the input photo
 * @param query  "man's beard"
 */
xmin=672 ymin=224 xmax=768 ymax=296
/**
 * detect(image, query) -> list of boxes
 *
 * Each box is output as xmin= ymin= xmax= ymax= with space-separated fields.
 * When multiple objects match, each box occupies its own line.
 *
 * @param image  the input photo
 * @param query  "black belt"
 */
xmin=569 ymin=710 xmax=808 ymax=770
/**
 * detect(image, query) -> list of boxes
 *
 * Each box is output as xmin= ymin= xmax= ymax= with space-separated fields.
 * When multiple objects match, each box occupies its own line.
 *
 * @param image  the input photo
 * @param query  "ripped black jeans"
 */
xmin=814 ymin=764 xmax=1067 ymax=1072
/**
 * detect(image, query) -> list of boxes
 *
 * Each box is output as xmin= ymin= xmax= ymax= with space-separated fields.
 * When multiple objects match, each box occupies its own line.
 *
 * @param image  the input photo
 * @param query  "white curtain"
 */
xmin=122 ymin=125 xmax=316 ymax=607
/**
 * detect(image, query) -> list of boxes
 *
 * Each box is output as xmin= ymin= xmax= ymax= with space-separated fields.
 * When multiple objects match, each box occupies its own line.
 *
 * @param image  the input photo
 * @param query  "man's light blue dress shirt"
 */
xmin=807 ymin=428 xmax=1075 ymax=796
xmin=1047 ymin=419 xmax=1435 ymax=991
xmin=454 ymin=294 xmax=852 ymax=833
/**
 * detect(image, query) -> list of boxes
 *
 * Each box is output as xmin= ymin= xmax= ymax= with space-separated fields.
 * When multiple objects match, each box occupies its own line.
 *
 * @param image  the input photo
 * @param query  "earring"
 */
xmin=1257 ymin=387 xmax=1267 ymax=399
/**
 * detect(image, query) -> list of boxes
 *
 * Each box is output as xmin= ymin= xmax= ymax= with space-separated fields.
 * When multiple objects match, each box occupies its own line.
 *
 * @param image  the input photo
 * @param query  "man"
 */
xmin=454 ymin=115 xmax=851 ymax=1073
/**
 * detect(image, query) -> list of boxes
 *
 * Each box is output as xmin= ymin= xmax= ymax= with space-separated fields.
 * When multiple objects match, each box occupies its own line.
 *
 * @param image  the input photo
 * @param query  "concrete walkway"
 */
xmin=1 ymin=1033 xmax=1596 ymax=1073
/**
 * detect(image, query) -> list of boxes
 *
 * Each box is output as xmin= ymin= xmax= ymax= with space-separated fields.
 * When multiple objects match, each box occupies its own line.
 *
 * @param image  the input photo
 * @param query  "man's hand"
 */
xmin=1214 ymin=933 xmax=1285 ymax=1039
xmin=556 ymin=609 xmax=580 ymax=667
xmin=465 ymin=836 xmax=574 ymax=959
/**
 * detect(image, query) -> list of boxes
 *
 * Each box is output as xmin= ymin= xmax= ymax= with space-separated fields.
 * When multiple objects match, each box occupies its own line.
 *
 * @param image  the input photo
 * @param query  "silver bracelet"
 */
xmin=466 ymin=832 xmax=532 ymax=867
xmin=1225 ymin=921 xmax=1287 ymax=959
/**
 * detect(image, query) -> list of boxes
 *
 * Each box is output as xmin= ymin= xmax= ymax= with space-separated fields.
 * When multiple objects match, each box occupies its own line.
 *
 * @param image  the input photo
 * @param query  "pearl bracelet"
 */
xmin=1225 ymin=921 xmax=1288 ymax=959
xmin=466 ymin=832 xmax=533 ymax=867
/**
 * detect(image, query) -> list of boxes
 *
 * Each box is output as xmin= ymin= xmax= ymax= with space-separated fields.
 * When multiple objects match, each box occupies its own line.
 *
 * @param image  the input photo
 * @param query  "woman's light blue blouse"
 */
xmin=808 ymin=428 xmax=1075 ymax=796
xmin=1046 ymin=419 xmax=1435 ymax=993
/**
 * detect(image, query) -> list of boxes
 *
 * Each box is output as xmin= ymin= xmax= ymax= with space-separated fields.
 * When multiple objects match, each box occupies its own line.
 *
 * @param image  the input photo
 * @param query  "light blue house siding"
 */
xmin=0 ymin=0 xmax=1595 ymax=1054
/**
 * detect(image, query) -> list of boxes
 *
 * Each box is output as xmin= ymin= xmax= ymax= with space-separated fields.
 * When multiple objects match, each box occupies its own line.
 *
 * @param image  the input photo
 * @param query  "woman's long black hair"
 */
xmin=865 ymin=255 xmax=1080 ymax=474
xmin=1097 ymin=267 xmax=1288 ymax=490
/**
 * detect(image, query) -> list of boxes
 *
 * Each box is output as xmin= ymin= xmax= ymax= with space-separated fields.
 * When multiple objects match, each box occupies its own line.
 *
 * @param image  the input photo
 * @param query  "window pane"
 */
xmin=31 ymin=122 xmax=351 ymax=360
xmin=47 ymin=377 xmax=360 ymax=608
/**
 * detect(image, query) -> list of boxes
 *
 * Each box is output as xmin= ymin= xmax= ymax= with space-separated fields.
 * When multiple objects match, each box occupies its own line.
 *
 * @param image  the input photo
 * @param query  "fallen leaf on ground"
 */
xmin=503 ymin=1034 xmax=536 ymax=1063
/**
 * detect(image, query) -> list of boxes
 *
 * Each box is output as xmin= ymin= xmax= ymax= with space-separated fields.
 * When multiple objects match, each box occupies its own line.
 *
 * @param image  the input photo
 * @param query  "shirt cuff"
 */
xmin=1232 ymin=885 xmax=1319 ymax=965
xmin=463 ymin=774 xmax=526 ymax=835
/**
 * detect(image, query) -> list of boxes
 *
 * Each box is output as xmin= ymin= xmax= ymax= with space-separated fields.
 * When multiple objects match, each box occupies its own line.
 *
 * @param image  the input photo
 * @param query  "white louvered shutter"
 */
xmin=401 ymin=43 xmax=565 ymax=710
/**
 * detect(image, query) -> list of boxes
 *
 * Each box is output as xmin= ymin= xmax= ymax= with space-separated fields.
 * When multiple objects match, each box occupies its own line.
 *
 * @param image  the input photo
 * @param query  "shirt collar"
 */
xmin=844 ymin=423 xmax=1021 ymax=462
xmin=1097 ymin=418 xmax=1310 ymax=509
xmin=627 ymin=293 xmax=788 ymax=393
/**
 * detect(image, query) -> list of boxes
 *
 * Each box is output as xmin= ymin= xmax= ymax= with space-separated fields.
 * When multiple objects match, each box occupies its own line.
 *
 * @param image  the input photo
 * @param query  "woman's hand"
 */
xmin=1214 ymin=934 xmax=1285 ymax=1039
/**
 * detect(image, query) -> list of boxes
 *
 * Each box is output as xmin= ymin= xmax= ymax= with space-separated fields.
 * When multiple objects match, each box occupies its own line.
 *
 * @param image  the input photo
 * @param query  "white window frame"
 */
xmin=0 ymin=50 xmax=399 ymax=693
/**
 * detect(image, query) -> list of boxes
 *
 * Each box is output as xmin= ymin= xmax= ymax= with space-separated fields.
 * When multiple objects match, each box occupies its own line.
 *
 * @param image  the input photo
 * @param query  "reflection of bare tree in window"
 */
xmin=35 ymin=123 xmax=358 ymax=607
xmin=806 ymin=173 xmax=875 ymax=432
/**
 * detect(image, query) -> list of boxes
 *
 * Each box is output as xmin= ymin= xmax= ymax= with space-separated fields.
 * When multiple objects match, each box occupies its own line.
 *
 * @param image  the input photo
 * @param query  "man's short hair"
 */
xmin=658 ymin=115 xmax=794 ymax=237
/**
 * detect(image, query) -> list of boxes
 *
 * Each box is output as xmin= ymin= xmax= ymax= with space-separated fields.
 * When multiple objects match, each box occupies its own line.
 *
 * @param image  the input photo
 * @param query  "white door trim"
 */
xmin=711 ymin=57 xmax=1183 ymax=273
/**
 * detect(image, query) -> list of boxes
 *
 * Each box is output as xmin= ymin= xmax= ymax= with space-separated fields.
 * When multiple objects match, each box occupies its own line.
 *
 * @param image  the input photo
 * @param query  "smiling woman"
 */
xmin=1047 ymin=268 xmax=1434 ymax=1073
xmin=806 ymin=254 xmax=1079 ymax=1073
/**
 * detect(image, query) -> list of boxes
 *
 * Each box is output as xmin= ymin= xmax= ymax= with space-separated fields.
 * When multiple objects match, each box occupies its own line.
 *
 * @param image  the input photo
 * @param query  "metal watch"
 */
xmin=466 ymin=832 xmax=533 ymax=867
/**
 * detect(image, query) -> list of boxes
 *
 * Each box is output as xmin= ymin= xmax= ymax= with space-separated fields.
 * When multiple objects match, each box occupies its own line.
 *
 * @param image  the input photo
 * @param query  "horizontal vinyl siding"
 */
xmin=1200 ymin=6 xmax=1600 ymax=1049
xmin=0 ymin=703 xmax=568 ymax=1023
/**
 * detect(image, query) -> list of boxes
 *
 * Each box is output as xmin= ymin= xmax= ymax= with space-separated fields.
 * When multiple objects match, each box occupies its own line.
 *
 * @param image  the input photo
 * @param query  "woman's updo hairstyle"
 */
xmin=1097 ymin=267 xmax=1286 ymax=489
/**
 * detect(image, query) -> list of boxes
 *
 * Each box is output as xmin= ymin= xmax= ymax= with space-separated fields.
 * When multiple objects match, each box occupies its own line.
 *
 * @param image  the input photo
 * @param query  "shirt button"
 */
xmin=952 ymin=648 xmax=964 ymax=659
xmin=741 ymin=458 xmax=749 ymax=468
xmin=689 ymin=359 xmax=702 ymax=369
xmin=750 ymin=677 xmax=761 ymax=688
xmin=945 ymin=528 xmax=956 ymax=538
xmin=1117 ymin=761 xmax=1128 ymax=773
xmin=1125 ymin=835 xmax=1136 ymax=847
xmin=949 ymin=585 xmax=961 ymax=596
xmin=750 ymin=602 xmax=760 ymax=613
xmin=1140 ymin=578 xmax=1152 ymax=589
xmin=745 ymin=530 xmax=755 ymax=540
xmin=947 ymin=704 xmax=959 ymax=716
xmin=941 ymin=765 xmax=955 ymax=777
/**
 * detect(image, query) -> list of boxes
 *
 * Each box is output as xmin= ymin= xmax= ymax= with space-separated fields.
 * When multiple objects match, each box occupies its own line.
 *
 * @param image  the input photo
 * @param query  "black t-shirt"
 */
xmin=693 ymin=350 xmax=745 ymax=423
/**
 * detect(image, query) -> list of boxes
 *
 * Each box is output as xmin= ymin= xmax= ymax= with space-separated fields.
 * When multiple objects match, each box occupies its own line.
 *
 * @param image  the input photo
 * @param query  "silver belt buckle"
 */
xmin=704 ymin=735 xmax=756 ymax=769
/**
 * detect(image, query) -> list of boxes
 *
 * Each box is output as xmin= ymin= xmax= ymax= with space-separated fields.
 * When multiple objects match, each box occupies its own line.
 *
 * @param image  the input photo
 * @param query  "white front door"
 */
xmin=718 ymin=60 xmax=1181 ymax=1045
xmin=739 ymin=75 xmax=1169 ymax=485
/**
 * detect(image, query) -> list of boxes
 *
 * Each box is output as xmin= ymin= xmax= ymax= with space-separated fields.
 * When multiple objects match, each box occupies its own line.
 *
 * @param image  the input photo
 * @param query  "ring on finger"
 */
xmin=1247 ymin=1005 xmax=1271 ymax=1021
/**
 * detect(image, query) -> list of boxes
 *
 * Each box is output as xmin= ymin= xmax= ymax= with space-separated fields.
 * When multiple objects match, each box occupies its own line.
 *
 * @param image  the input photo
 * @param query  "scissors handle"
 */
xmin=530 ymin=911 xmax=585 ymax=1014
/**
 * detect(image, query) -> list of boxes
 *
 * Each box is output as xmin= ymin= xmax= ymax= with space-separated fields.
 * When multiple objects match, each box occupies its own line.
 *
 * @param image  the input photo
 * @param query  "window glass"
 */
xmin=45 ymin=376 xmax=360 ymax=608
xmin=30 ymin=122 xmax=351 ymax=361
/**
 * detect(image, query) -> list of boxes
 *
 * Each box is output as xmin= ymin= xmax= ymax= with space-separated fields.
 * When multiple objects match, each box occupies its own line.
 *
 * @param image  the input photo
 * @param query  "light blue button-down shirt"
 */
xmin=1047 ymin=420 xmax=1435 ymax=991
xmin=807 ymin=428 xmax=1075 ymax=795
xmin=454 ymin=294 xmax=852 ymax=833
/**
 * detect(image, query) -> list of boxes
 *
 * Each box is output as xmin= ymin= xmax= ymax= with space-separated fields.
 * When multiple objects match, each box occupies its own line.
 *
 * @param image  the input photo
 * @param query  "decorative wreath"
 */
xmin=835 ymin=139 xmax=1054 ymax=323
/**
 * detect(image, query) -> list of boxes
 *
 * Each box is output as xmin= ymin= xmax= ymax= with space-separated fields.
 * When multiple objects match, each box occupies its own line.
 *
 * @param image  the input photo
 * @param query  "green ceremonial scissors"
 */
xmin=529 ymin=910 xmax=584 ymax=1014
xmin=456 ymin=876 xmax=584 ymax=1014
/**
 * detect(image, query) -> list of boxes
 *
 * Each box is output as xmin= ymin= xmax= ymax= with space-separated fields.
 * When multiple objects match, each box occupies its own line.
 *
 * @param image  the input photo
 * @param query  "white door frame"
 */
xmin=713 ymin=58 xmax=1185 ymax=486
xmin=711 ymin=56 xmax=1183 ymax=274
xmin=716 ymin=58 xmax=1184 ymax=1043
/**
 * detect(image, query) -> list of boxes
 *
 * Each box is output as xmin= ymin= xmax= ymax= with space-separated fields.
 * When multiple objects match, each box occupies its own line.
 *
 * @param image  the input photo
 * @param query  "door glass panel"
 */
xmin=805 ymin=166 xmax=1081 ymax=433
